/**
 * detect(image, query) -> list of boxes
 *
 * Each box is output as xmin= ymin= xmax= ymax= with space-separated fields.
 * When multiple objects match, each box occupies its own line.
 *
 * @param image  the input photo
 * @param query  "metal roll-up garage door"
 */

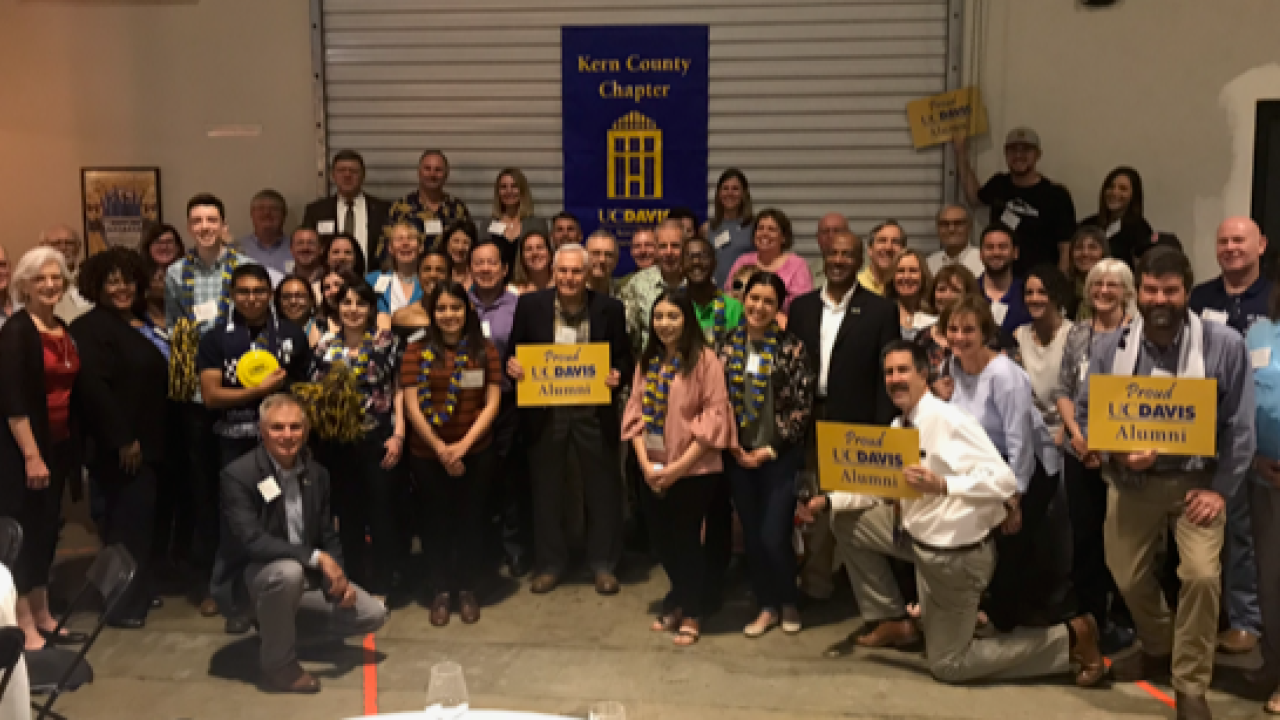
xmin=315 ymin=0 xmax=961 ymax=259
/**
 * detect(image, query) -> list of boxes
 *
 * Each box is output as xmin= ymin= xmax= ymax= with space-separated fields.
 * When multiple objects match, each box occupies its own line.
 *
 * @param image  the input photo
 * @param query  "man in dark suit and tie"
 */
xmin=787 ymin=229 xmax=901 ymax=599
xmin=505 ymin=243 xmax=635 ymax=595
xmin=301 ymin=149 xmax=391 ymax=266
xmin=217 ymin=393 xmax=386 ymax=694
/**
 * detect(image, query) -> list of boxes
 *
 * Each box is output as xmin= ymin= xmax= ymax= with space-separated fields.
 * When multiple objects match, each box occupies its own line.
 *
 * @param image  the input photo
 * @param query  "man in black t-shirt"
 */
xmin=955 ymin=127 xmax=1077 ymax=276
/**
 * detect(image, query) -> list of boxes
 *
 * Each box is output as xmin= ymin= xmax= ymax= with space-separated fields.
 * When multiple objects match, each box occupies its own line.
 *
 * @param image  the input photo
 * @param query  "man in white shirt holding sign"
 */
xmin=799 ymin=339 xmax=1105 ymax=687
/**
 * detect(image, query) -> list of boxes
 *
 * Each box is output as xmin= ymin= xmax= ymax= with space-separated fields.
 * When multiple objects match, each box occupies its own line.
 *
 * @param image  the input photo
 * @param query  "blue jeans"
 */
xmin=726 ymin=447 xmax=802 ymax=612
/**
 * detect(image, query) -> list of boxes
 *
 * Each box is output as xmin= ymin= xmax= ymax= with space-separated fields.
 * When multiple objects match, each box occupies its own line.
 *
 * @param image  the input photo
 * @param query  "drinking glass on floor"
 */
xmin=426 ymin=661 xmax=469 ymax=719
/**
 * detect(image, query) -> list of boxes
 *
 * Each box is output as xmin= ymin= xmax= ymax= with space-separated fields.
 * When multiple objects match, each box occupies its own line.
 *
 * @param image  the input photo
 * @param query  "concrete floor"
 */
xmin=39 ymin=523 xmax=1271 ymax=720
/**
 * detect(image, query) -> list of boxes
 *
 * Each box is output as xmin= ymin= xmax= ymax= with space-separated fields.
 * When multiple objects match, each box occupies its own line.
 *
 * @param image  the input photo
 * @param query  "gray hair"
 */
xmin=552 ymin=242 xmax=590 ymax=269
xmin=1083 ymin=258 xmax=1138 ymax=315
xmin=585 ymin=228 xmax=617 ymax=249
xmin=655 ymin=219 xmax=684 ymax=242
xmin=38 ymin=224 xmax=80 ymax=246
xmin=259 ymin=393 xmax=310 ymax=429
xmin=11 ymin=246 xmax=71 ymax=308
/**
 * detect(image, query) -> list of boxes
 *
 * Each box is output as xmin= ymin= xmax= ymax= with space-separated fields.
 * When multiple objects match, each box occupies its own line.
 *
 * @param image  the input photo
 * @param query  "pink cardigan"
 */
xmin=723 ymin=251 xmax=814 ymax=312
xmin=621 ymin=347 xmax=737 ymax=477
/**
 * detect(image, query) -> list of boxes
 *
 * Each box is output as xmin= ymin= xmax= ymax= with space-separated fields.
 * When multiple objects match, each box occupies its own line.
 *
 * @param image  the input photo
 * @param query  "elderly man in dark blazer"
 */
xmin=301 ymin=149 xmax=392 ymax=265
xmin=505 ymin=242 xmax=635 ymax=595
xmin=787 ymin=230 xmax=900 ymax=600
xmin=216 ymin=393 xmax=386 ymax=694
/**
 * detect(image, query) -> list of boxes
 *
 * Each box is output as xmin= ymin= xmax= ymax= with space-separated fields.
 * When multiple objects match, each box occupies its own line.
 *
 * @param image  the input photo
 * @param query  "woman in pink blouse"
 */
xmin=622 ymin=290 xmax=736 ymax=647
xmin=722 ymin=209 xmax=813 ymax=313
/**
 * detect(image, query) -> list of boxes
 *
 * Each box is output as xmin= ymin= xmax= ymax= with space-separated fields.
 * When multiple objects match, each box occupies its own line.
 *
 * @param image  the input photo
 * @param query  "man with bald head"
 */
xmin=927 ymin=205 xmax=983 ymax=278
xmin=41 ymin=224 xmax=92 ymax=322
xmin=1189 ymin=217 xmax=1271 ymax=657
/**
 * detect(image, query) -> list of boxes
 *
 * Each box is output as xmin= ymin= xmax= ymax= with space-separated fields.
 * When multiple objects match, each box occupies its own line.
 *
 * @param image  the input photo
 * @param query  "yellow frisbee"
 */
xmin=237 ymin=349 xmax=280 ymax=388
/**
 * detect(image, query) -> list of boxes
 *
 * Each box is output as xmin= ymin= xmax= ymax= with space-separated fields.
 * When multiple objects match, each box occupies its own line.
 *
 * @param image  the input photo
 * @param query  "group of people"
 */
xmin=0 ymin=133 xmax=1276 ymax=720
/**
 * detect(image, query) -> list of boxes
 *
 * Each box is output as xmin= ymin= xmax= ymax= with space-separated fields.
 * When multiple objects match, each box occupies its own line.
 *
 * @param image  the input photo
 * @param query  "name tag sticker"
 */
xmin=714 ymin=231 xmax=731 ymax=249
xmin=284 ymin=260 xmax=295 ymax=273
xmin=316 ymin=220 xmax=336 ymax=234
xmin=999 ymin=209 xmax=1021 ymax=230
xmin=1201 ymin=309 xmax=1228 ymax=325
xmin=990 ymin=301 xmax=1009 ymax=326
xmin=258 ymin=477 xmax=281 ymax=503
xmin=460 ymin=369 xmax=485 ymax=389
xmin=746 ymin=353 xmax=762 ymax=375
xmin=1152 ymin=368 xmax=1174 ymax=378
xmin=374 ymin=275 xmax=392 ymax=293
xmin=1253 ymin=347 xmax=1273 ymax=369
xmin=556 ymin=327 xmax=578 ymax=345
xmin=645 ymin=432 xmax=665 ymax=452
xmin=194 ymin=301 xmax=218 ymax=323
xmin=481 ymin=320 xmax=492 ymax=338
xmin=488 ymin=221 xmax=507 ymax=235
xmin=424 ymin=219 xmax=444 ymax=235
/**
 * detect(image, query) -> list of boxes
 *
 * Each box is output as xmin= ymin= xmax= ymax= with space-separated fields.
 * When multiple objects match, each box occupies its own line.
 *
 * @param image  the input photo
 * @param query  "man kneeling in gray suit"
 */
xmin=216 ymin=393 xmax=387 ymax=693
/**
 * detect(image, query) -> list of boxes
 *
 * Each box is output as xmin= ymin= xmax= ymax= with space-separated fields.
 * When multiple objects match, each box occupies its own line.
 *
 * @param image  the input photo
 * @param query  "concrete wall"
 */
xmin=3 ymin=0 xmax=1278 ymax=280
xmin=964 ymin=0 xmax=1280 ymax=278
xmin=0 ymin=0 xmax=316 ymax=258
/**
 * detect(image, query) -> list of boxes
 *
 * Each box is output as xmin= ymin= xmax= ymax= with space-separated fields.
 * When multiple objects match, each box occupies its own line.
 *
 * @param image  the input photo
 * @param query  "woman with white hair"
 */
xmin=1051 ymin=257 xmax=1138 ymax=653
xmin=0 ymin=246 xmax=88 ymax=651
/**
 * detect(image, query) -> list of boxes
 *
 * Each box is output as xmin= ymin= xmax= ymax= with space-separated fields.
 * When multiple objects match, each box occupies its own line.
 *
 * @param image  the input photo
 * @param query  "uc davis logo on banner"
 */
xmin=608 ymin=112 xmax=663 ymax=200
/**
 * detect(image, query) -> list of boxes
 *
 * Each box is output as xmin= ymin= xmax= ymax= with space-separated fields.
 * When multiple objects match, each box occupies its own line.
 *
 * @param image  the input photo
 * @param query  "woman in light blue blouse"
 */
xmin=702 ymin=169 xmax=755 ymax=288
xmin=944 ymin=294 xmax=1072 ymax=632
xmin=1246 ymin=286 xmax=1280 ymax=715
xmin=369 ymin=220 xmax=425 ymax=330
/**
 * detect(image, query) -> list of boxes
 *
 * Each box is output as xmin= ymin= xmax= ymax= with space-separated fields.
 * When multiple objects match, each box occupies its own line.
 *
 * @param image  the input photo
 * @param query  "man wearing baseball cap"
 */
xmin=954 ymin=128 xmax=1077 ymax=277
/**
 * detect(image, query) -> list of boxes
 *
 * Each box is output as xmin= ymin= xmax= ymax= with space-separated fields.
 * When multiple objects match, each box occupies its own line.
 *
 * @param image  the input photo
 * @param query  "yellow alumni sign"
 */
xmin=816 ymin=422 xmax=922 ymax=500
xmin=1086 ymin=375 xmax=1218 ymax=456
xmin=516 ymin=343 xmax=612 ymax=407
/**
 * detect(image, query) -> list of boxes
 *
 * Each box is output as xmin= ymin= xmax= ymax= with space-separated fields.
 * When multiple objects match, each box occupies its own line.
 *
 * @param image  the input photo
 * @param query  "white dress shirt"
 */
xmin=927 ymin=246 xmax=984 ymax=279
xmin=898 ymin=391 xmax=1015 ymax=547
xmin=340 ymin=194 xmax=370 ymax=260
xmin=817 ymin=283 xmax=853 ymax=396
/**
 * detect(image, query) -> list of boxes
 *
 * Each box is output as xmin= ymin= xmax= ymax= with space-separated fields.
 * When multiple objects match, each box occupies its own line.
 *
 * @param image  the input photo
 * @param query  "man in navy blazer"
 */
xmin=505 ymin=243 xmax=635 ymax=595
xmin=216 ymin=393 xmax=386 ymax=694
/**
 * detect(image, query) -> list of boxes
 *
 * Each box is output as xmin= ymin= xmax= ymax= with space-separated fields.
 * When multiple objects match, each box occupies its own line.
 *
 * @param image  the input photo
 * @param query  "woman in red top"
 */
xmin=0 ymin=247 xmax=86 ymax=651
xmin=402 ymin=280 xmax=501 ymax=627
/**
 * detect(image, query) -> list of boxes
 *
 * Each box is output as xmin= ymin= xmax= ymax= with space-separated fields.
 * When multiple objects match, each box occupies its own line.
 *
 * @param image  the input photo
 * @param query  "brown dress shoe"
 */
xmin=1218 ymin=628 xmax=1259 ymax=654
xmin=1067 ymin=614 xmax=1106 ymax=687
xmin=262 ymin=662 xmax=320 ymax=694
xmin=429 ymin=592 xmax=451 ymax=627
xmin=458 ymin=592 xmax=480 ymax=624
xmin=198 ymin=596 xmax=219 ymax=617
xmin=855 ymin=619 xmax=919 ymax=648
xmin=1174 ymin=691 xmax=1212 ymax=720
xmin=530 ymin=573 xmax=559 ymax=594
xmin=594 ymin=572 xmax=620 ymax=595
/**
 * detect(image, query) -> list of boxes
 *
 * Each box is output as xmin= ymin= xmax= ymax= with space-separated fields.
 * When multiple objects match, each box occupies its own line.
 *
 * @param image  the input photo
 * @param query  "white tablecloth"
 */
xmin=0 ymin=564 xmax=31 ymax=720
xmin=349 ymin=711 xmax=575 ymax=719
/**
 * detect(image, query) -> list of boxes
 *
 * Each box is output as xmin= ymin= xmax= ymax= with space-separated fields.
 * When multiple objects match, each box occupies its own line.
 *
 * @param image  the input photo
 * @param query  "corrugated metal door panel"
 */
xmin=321 ymin=0 xmax=954 ymax=256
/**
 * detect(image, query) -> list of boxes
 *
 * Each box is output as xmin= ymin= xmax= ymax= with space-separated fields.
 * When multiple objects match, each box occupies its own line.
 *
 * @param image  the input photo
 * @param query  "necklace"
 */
xmin=726 ymin=323 xmax=779 ymax=430
xmin=419 ymin=341 xmax=470 ymax=425
xmin=641 ymin=354 xmax=680 ymax=436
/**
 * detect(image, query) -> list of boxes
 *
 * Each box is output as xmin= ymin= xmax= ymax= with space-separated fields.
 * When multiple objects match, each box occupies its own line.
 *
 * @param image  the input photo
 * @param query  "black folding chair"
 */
xmin=0 ymin=626 xmax=24 ymax=704
xmin=0 ymin=517 xmax=22 ymax=569
xmin=32 ymin=544 xmax=136 ymax=720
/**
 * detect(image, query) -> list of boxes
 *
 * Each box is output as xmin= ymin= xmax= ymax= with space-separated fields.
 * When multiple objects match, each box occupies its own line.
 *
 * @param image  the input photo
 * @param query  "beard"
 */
xmin=1142 ymin=304 xmax=1182 ymax=329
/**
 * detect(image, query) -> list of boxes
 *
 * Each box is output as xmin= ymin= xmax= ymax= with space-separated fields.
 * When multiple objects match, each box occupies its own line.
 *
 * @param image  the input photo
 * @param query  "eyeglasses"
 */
xmin=233 ymin=288 xmax=272 ymax=298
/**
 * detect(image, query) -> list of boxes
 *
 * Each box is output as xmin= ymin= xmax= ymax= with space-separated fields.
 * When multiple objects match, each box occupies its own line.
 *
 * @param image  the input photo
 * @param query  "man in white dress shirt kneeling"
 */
xmin=799 ymin=339 xmax=1105 ymax=687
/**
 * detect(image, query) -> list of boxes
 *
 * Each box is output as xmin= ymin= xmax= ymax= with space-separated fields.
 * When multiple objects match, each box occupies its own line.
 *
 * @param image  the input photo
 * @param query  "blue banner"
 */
xmin=561 ymin=25 xmax=710 ymax=275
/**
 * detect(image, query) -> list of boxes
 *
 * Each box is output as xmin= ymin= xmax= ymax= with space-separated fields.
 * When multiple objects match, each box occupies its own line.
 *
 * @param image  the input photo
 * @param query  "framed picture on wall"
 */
xmin=80 ymin=167 xmax=162 ymax=257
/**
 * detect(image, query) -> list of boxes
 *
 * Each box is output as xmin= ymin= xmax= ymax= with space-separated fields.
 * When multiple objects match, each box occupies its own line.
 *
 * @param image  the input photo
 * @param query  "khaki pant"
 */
xmin=1103 ymin=471 xmax=1224 ymax=696
xmin=833 ymin=505 xmax=1070 ymax=684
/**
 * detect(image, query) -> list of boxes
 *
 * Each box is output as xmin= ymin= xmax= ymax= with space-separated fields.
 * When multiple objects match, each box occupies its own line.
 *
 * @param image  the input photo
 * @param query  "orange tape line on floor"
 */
xmin=1103 ymin=657 xmax=1176 ymax=709
xmin=363 ymin=633 xmax=378 ymax=716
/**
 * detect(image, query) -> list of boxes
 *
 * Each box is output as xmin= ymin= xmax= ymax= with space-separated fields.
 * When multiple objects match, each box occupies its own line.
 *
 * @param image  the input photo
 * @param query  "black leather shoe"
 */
xmin=38 ymin=628 xmax=88 ymax=645
xmin=108 ymin=617 xmax=146 ymax=630
xmin=506 ymin=553 xmax=532 ymax=579
xmin=823 ymin=632 xmax=860 ymax=659
xmin=224 ymin=616 xmax=253 ymax=635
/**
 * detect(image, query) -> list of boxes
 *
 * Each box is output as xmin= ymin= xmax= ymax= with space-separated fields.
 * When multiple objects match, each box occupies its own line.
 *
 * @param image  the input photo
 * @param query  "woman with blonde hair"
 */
xmin=885 ymin=248 xmax=936 ymax=340
xmin=0 ymin=247 xmax=86 ymax=650
xmin=486 ymin=168 xmax=548 ymax=269
xmin=368 ymin=220 xmax=425 ymax=330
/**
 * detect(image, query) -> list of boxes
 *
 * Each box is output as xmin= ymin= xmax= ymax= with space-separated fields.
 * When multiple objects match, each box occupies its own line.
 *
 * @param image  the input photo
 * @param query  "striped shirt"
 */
xmin=400 ymin=338 xmax=501 ymax=458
